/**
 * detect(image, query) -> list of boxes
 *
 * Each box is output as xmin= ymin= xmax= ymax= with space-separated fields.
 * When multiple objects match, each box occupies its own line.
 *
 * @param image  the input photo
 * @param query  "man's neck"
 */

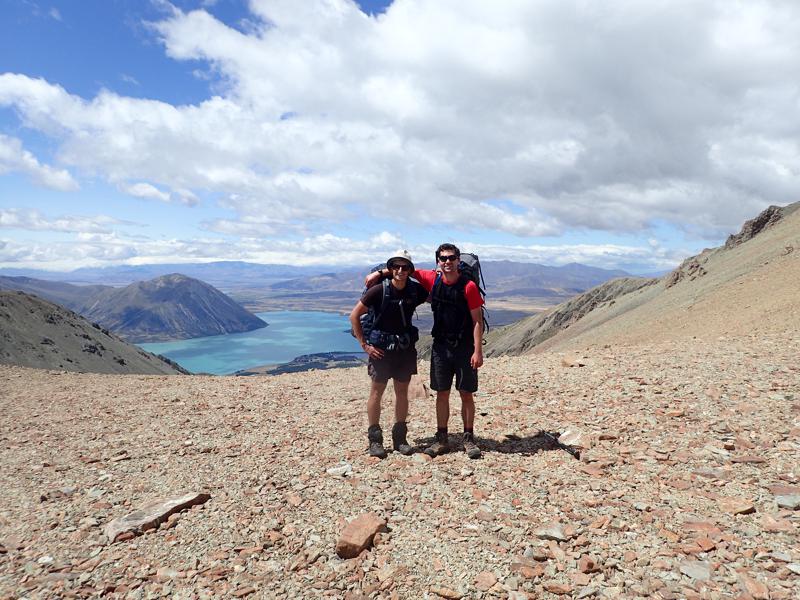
xmin=441 ymin=270 xmax=459 ymax=284
xmin=391 ymin=278 xmax=407 ymax=290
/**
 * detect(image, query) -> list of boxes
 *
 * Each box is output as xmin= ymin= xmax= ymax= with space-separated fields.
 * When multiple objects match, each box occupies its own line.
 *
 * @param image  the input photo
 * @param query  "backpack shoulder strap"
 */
xmin=373 ymin=278 xmax=391 ymax=325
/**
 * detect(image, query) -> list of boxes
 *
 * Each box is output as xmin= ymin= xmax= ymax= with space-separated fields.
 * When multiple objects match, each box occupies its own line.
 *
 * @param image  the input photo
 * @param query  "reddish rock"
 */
xmin=474 ymin=571 xmax=497 ymax=591
xmin=578 ymin=555 xmax=601 ymax=573
xmin=718 ymin=497 xmax=756 ymax=515
xmin=739 ymin=574 xmax=769 ymax=599
xmin=429 ymin=586 xmax=462 ymax=599
xmin=335 ymin=513 xmax=386 ymax=559
xmin=761 ymin=514 xmax=793 ymax=532
xmin=543 ymin=582 xmax=573 ymax=595
xmin=695 ymin=537 xmax=716 ymax=552
xmin=511 ymin=562 xmax=544 ymax=579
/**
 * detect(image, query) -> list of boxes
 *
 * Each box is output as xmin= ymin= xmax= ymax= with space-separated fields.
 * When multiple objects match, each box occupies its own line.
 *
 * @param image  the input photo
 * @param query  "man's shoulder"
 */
xmin=361 ymin=280 xmax=386 ymax=305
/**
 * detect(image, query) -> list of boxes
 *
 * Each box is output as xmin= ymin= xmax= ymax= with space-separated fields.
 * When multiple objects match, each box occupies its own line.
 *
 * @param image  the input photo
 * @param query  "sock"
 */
xmin=464 ymin=428 xmax=473 ymax=435
xmin=437 ymin=427 xmax=448 ymax=438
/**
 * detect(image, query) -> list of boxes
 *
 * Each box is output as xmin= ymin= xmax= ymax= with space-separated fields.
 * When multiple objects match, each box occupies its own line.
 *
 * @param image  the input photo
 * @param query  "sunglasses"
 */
xmin=389 ymin=263 xmax=412 ymax=272
xmin=437 ymin=254 xmax=459 ymax=263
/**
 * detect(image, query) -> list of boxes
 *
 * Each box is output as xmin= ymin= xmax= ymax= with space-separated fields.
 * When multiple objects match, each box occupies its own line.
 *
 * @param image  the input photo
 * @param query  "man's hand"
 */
xmin=365 ymin=344 xmax=384 ymax=360
xmin=470 ymin=349 xmax=483 ymax=370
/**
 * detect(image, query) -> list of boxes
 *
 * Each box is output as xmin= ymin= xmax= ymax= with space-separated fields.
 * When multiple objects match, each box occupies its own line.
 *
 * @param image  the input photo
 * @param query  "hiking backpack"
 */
xmin=430 ymin=252 xmax=489 ymax=342
xmin=351 ymin=266 xmax=422 ymax=345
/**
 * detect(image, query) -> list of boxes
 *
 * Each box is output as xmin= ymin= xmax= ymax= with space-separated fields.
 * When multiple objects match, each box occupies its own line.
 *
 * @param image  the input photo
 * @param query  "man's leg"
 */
xmin=425 ymin=344 xmax=453 ymax=457
xmin=368 ymin=381 xmax=387 ymax=426
xmin=391 ymin=380 xmax=413 ymax=455
xmin=457 ymin=350 xmax=481 ymax=459
xmin=367 ymin=380 xmax=388 ymax=458
xmin=393 ymin=380 xmax=409 ymax=423
xmin=459 ymin=390 xmax=475 ymax=430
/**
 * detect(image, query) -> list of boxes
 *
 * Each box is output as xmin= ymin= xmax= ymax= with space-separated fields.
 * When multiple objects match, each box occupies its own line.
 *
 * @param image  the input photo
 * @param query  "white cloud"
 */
xmin=1 ymin=0 xmax=800 ymax=249
xmin=0 ymin=134 xmax=79 ymax=191
xmin=0 ymin=208 xmax=129 ymax=233
xmin=0 ymin=227 xmax=677 ymax=273
xmin=119 ymin=182 xmax=171 ymax=203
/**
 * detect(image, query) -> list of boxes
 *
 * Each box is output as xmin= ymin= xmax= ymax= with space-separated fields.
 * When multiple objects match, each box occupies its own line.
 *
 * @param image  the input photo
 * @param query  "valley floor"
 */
xmin=1 ymin=333 xmax=798 ymax=599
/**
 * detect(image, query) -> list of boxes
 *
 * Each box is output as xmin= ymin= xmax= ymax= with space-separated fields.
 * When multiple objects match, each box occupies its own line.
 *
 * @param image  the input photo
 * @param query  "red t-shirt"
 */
xmin=413 ymin=269 xmax=484 ymax=311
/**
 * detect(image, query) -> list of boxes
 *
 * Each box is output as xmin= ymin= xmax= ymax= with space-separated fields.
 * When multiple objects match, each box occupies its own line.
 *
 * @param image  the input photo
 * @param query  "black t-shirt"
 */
xmin=362 ymin=280 xmax=428 ymax=334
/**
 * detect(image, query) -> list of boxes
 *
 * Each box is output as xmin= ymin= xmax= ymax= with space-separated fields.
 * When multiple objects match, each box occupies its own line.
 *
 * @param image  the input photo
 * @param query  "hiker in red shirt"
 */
xmin=350 ymin=251 xmax=428 ymax=458
xmin=366 ymin=243 xmax=484 ymax=459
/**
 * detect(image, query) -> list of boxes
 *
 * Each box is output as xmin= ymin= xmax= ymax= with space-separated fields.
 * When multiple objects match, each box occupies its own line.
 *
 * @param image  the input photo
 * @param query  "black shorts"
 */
xmin=368 ymin=349 xmax=418 ymax=383
xmin=430 ymin=341 xmax=478 ymax=393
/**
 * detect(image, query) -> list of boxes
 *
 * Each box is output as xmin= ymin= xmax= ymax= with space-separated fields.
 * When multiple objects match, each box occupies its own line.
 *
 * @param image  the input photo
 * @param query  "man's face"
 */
xmin=389 ymin=260 xmax=412 ymax=281
xmin=437 ymin=251 xmax=459 ymax=274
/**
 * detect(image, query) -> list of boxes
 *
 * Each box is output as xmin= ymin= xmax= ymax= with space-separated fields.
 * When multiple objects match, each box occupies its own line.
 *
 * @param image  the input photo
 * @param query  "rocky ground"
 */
xmin=1 ymin=332 xmax=798 ymax=599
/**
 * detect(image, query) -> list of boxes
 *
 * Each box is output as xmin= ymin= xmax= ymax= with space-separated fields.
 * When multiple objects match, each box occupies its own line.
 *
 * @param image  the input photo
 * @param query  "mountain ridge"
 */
xmin=486 ymin=201 xmax=800 ymax=355
xmin=0 ymin=291 xmax=188 ymax=374
xmin=0 ymin=273 xmax=267 ymax=343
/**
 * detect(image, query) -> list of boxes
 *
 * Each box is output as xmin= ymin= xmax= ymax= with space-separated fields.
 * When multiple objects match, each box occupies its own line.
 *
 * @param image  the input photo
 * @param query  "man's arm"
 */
xmin=469 ymin=306 xmax=484 ymax=369
xmin=364 ymin=269 xmax=388 ymax=288
xmin=349 ymin=301 xmax=384 ymax=360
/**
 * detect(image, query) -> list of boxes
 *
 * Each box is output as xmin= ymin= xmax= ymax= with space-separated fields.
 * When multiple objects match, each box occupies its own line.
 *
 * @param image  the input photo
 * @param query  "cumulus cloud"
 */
xmin=119 ymin=182 xmax=172 ymax=203
xmin=1 ymin=0 xmax=800 ymax=257
xmin=0 ymin=208 xmax=130 ymax=233
xmin=0 ymin=226 xmax=675 ymax=273
xmin=0 ymin=134 xmax=79 ymax=191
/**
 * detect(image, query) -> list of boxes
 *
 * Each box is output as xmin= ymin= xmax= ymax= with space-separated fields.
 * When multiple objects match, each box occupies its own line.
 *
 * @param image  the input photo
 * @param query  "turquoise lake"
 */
xmin=139 ymin=310 xmax=361 ymax=375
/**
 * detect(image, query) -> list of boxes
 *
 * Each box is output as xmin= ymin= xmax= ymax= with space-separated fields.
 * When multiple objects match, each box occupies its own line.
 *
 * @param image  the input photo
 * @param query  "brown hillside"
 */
xmin=0 ymin=291 xmax=188 ymax=375
xmin=487 ymin=202 xmax=800 ymax=356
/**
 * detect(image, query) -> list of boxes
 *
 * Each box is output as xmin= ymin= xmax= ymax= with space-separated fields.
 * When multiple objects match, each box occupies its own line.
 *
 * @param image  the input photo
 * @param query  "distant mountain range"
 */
xmin=0 ymin=260 xmax=634 ymax=325
xmin=0 ymin=260 xmax=629 ymax=295
xmin=0 ymin=291 xmax=188 ymax=374
xmin=0 ymin=273 xmax=267 ymax=343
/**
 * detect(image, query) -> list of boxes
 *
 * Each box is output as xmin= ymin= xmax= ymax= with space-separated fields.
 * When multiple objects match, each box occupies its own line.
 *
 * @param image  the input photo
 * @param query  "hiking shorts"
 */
xmin=430 ymin=341 xmax=478 ymax=393
xmin=368 ymin=348 xmax=418 ymax=383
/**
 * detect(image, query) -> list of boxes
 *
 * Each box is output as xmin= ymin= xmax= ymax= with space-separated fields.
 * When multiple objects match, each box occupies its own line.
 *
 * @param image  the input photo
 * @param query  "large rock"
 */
xmin=335 ymin=512 xmax=386 ymax=559
xmin=104 ymin=491 xmax=211 ymax=543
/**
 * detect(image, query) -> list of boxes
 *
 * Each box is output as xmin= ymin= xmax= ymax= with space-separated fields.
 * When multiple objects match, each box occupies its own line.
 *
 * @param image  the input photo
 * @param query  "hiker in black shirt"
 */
xmin=349 ymin=251 xmax=428 ymax=458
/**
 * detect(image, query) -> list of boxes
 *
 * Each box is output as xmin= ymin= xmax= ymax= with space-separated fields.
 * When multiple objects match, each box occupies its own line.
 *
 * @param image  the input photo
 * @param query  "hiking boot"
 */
xmin=463 ymin=432 xmax=482 ymax=459
xmin=367 ymin=425 xmax=387 ymax=459
xmin=423 ymin=431 xmax=450 ymax=457
xmin=392 ymin=422 xmax=413 ymax=455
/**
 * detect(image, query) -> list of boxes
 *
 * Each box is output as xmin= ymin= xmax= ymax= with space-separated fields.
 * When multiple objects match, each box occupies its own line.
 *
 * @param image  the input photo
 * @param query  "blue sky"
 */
xmin=2 ymin=0 xmax=799 ymax=273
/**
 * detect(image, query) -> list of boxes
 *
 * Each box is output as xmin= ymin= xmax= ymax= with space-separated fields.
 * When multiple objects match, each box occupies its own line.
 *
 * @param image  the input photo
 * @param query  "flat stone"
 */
xmin=407 ymin=374 xmax=429 ymax=400
xmin=104 ymin=491 xmax=211 ymax=543
xmin=717 ymin=497 xmax=756 ymax=515
xmin=511 ymin=562 xmax=544 ymax=579
xmin=326 ymin=462 xmax=353 ymax=477
xmin=775 ymin=494 xmax=800 ymax=510
xmin=543 ymin=582 xmax=573 ymax=595
xmin=558 ymin=428 xmax=587 ymax=447
xmin=679 ymin=560 xmax=711 ymax=581
xmin=786 ymin=563 xmax=800 ymax=575
xmin=760 ymin=514 xmax=793 ymax=532
xmin=429 ymin=586 xmax=462 ymax=599
xmin=535 ymin=522 xmax=574 ymax=541
xmin=335 ymin=512 xmax=385 ymax=559
xmin=739 ymin=574 xmax=769 ymax=599
xmin=731 ymin=455 xmax=767 ymax=464
xmin=576 ymin=587 xmax=598 ymax=599
xmin=474 ymin=571 xmax=497 ymax=591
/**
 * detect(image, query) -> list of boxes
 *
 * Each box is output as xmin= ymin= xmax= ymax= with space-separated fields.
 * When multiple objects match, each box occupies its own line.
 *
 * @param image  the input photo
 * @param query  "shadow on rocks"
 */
xmin=411 ymin=431 xmax=579 ymax=458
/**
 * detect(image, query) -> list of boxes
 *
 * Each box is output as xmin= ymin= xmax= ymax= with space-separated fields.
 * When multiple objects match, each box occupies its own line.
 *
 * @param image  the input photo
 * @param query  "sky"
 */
xmin=1 ymin=0 xmax=799 ymax=274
